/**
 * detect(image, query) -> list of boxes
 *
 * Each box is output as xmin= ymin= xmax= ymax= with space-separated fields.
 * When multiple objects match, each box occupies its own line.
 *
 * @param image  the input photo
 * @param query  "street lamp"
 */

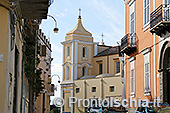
xmin=47 ymin=15 xmax=59 ymax=33
xmin=50 ymin=74 xmax=61 ymax=83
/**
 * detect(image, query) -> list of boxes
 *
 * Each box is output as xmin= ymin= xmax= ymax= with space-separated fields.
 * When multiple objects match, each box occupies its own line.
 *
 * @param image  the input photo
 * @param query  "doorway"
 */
xmin=163 ymin=47 xmax=170 ymax=104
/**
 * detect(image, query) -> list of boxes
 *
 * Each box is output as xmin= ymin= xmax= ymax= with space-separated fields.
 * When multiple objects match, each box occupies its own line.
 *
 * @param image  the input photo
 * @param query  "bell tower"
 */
xmin=60 ymin=10 xmax=98 ymax=113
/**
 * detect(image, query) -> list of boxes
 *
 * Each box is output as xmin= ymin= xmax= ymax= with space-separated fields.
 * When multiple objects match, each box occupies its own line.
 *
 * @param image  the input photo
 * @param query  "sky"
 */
xmin=40 ymin=0 xmax=125 ymax=103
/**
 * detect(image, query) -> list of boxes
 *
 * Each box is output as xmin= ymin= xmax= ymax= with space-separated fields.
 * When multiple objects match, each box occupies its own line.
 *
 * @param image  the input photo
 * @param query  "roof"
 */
xmin=94 ymin=46 xmax=119 ymax=57
xmin=66 ymin=18 xmax=92 ymax=36
xmin=96 ymin=74 xmax=115 ymax=78
xmin=79 ymin=75 xmax=96 ymax=79
xmin=79 ymin=73 xmax=120 ymax=80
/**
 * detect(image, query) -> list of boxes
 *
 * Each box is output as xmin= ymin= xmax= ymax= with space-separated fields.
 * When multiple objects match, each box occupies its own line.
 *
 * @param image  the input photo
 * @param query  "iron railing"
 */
xmin=121 ymin=33 xmax=136 ymax=50
xmin=150 ymin=4 xmax=170 ymax=28
xmin=49 ymin=0 xmax=54 ymax=6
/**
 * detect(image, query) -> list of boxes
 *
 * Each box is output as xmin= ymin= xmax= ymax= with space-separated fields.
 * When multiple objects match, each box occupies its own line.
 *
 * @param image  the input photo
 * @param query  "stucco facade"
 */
xmin=122 ymin=0 xmax=170 ymax=112
xmin=0 ymin=1 xmax=24 ymax=113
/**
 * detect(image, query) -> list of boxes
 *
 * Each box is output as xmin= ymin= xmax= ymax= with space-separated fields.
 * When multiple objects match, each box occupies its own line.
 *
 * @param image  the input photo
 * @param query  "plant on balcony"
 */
xmin=23 ymin=19 xmax=44 ymax=112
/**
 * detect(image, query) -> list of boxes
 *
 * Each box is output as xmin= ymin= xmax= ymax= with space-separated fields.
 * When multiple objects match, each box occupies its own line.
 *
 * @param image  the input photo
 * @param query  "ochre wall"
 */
xmin=125 ymin=0 xmax=162 ymax=103
xmin=0 ymin=6 xmax=8 ymax=113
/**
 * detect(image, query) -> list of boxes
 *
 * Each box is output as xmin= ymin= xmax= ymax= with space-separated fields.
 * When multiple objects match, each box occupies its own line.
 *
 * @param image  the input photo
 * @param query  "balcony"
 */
xmin=47 ymin=84 xmax=54 ymax=96
xmin=9 ymin=0 xmax=53 ymax=19
xmin=120 ymin=33 xmax=137 ymax=56
xmin=150 ymin=4 xmax=170 ymax=37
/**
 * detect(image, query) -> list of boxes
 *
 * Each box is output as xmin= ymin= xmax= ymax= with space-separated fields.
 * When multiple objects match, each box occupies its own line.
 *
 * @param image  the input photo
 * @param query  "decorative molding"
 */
xmin=77 ymin=62 xmax=93 ymax=67
xmin=62 ymin=62 xmax=72 ymax=67
xmin=130 ymin=93 xmax=135 ymax=97
xmin=124 ymin=0 xmax=128 ymax=4
xmin=141 ymin=48 xmax=151 ymax=55
xmin=62 ymin=88 xmax=73 ymax=91
xmin=66 ymin=34 xmax=93 ymax=38
xmin=128 ymin=0 xmax=135 ymax=6
xmin=144 ymin=91 xmax=151 ymax=96
xmin=128 ymin=56 xmax=135 ymax=62
xmin=61 ymin=39 xmax=99 ymax=45
xmin=61 ymin=82 xmax=74 ymax=87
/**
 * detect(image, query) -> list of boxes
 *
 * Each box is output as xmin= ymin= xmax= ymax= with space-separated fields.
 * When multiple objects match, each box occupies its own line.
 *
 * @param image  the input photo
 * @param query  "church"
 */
xmin=60 ymin=14 xmax=123 ymax=113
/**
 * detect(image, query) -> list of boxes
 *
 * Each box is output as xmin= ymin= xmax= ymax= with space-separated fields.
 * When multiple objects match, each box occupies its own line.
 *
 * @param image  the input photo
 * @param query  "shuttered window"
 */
xmin=144 ymin=0 xmax=150 ymax=25
xmin=116 ymin=62 xmax=120 ymax=73
xmin=83 ymin=47 xmax=87 ymax=57
xmin=66 ymin=66 xmax=70 ymax=80
xmin=130 ymin=2 xmax=135 ymax=46
xmin=144 ymin=53 xmax=150 ymax=92
xmin=82 ymin=66 xmax=87 ymax=76
xmin=67 ymin=46 xmax=70 ymax=57
xmin=99 ymin=63 xmax=102 ymax=74
xmin=130 ymin=61 xmax=135 ymax=94
xmin=41 ymin=45 xmax=46 ymax=57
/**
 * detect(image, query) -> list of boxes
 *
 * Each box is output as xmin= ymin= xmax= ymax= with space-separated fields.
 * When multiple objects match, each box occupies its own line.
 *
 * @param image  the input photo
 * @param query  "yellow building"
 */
xmin=0 ymin=0 xmax=52 ymax=113
xmin=61 ymin=15 xmax=123 ymax=113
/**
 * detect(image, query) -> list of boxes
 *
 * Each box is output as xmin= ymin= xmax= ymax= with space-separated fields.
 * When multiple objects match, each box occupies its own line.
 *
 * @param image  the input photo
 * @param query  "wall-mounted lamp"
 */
xmin=50 ymin=74 xmax=60 ymax=83
xmin=47 ymin=15 xmax=59 ymax=33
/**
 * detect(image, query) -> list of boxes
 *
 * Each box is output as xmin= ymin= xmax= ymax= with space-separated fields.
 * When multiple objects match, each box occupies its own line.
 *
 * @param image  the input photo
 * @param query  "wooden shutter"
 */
xmin=41 ymin=45 xmax=46 ymax=57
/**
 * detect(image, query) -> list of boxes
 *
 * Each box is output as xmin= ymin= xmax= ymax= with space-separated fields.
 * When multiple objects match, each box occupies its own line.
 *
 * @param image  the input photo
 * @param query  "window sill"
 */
xmin=66 ymin=56 xmax=70 ymax=59
xmin=130 ymin=93 xmax=135 ymax=98
xmin=115 ymin=72 xmax=120 ymax=76
xmin=143 ymin=22 xmax=150 ymax=32
xmin=144 ymin=91 xmax=151 ymax=96
xmin=82 ymin=57 xmax=87 ymax=60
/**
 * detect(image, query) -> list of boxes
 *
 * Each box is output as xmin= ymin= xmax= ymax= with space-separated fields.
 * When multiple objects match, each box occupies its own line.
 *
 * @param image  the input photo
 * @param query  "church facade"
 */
xmin=60 ymin=16 xmax=123 ymax=113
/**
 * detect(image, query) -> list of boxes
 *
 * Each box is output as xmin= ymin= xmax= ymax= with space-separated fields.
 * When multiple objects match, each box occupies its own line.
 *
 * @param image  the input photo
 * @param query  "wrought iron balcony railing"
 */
xmin=120 ymin=33 xmax=137 ymax=56
xmin=150 ymin=4 xmax=170 ymax=36
xmin=121 ymin=33 xmax=136 ymax=50
xmin=49 ymin=0 xmax=54 ymax=6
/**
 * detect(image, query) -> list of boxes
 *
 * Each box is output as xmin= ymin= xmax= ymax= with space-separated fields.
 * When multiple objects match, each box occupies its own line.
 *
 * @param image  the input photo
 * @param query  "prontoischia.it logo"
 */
xmin=53 ymin=97 xmax=160 ymax=108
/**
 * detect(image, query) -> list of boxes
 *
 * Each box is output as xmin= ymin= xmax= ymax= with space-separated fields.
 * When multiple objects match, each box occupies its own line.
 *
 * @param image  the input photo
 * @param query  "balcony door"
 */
xmin=164 ymin=0 xmax=170 ymax=5
xmin=130 ymin=2 xmax=135 ymax=46
xmin=163 ymin=47 xmax=170 ymax=104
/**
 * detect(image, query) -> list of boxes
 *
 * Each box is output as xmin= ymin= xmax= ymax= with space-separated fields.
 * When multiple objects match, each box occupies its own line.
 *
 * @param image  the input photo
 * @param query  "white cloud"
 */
xmin=65 ymin=8 xmax=68 ymax=12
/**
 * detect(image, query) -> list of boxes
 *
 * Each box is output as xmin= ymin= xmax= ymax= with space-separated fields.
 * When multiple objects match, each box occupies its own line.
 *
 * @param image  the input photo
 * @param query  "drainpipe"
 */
xmin=124 ymin=54 xmax=126 ymax=100
xmin=153 ymin=0 xmax=157 ymax=99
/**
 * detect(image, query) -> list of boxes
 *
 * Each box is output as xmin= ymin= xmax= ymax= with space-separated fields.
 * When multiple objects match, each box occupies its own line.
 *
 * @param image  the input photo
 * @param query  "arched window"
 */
xmin=82 ymin=47 xmax=87 ymax=57
xmin=82 ymin=66 xmax=87 ymax=76
xmin=67 ymin=46 xmax=70 ymax=57
xmin=66 ymin=66 xmax=70 ymax=80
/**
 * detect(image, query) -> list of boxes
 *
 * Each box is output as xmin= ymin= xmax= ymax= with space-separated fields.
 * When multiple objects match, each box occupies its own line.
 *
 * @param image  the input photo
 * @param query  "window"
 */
xmin=164 ymin=0 xmax=170 ymax=21
xmin=82 ymin=66 xmax=87 ymax=76
xmin=130 ymin=2 xmax=135 ymax=46
xmin=99 ymin=63 xmax=102 ymax=74
xmin=76 ymin=88 xmax=80 ymax=93
xmin=66 ymin=66 xmax=70 ymax=80
xmin=41 ymin=45 xmax=46 ymax=57
xmin=142 ymin=49 xmax=151 ymax=94
xmin=92 ymin=87 xmax=96 ymax=92
xmin=128 ymin=57 xmax=135 ymax=96
xmin=110 ymin=86 xmax=115 ymax=92
xmin=164 ymin=0 xmax=170 ymax=5
xmin=82 ymin=47 xmax=87 ymax=57
xmin=67 ymin=46 xmax=70 ymax=57
xmin=144 ymin=0 xmax=150 ymax=25
xmin=131 ymin=62 xmax=135 ymax=94
xmin=116 ymin=62 xmax=120 ymax=73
